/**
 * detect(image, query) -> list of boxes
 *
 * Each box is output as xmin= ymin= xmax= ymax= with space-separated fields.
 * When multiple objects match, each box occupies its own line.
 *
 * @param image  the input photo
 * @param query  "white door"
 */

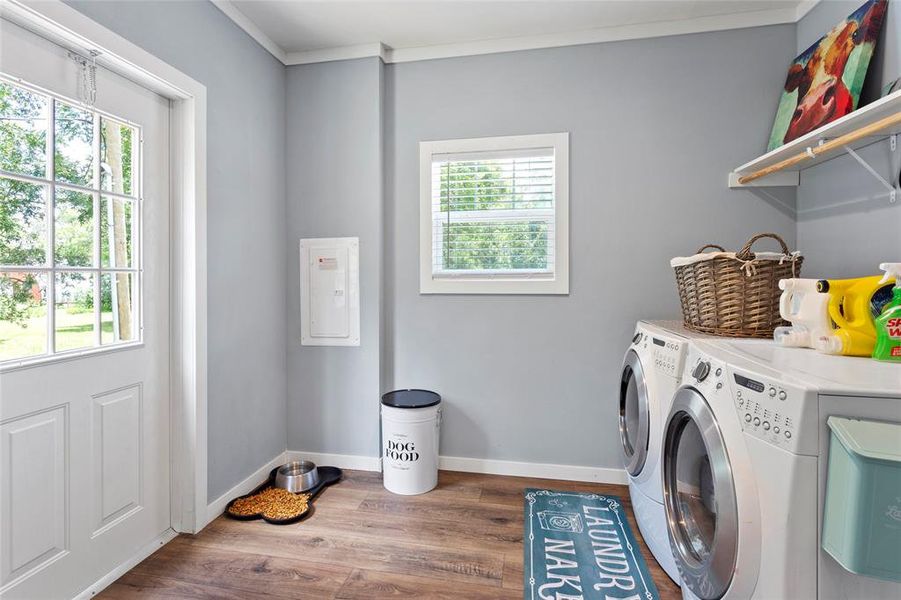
xmin=0 ymin=17 xmax=170 ymax=599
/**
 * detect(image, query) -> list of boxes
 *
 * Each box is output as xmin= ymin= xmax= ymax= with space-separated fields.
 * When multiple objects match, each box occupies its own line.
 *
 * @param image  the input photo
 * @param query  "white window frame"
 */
xmin=419 ymin=132 xmax=569 ymax=295
xmin=0 ymin=73 xmax=143 ymax=369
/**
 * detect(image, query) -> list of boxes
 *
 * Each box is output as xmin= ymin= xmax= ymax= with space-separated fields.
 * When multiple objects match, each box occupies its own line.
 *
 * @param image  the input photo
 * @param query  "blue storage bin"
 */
xmin=822 ymin=416 xmax=901 ymax=582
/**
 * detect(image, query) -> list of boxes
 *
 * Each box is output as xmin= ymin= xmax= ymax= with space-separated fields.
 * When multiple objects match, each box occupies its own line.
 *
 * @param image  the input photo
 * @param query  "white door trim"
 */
xmin=1 ymin=0 xmax=209 ymax=535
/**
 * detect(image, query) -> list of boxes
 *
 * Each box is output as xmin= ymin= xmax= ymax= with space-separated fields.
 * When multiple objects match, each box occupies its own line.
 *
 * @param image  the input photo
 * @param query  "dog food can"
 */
xmin=380 ymin=389 xmax=441 ymax=495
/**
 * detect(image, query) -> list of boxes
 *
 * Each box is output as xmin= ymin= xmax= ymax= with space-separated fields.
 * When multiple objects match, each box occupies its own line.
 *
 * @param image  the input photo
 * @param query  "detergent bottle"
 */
xmin=873 ymin=263 xmax=901 ymax=362
xmin=773 ymin=278 xmax=832 ymax=348
xmin=813 ymin=275 xmax=895 ymax=357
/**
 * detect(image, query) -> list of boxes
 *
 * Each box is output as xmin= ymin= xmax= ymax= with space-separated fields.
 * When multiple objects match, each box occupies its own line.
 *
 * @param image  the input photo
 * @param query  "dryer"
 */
xmin=717 ymin=339 xmax=901 ymax=600
xmin=662 ymin=338 xmax=901 ymax=600
xmin=619 ymin=321 xmax=688 ymax=584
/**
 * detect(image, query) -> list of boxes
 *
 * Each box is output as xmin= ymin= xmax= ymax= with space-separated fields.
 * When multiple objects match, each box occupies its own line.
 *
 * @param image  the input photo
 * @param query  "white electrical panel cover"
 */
xmin=300 ymin=237 xmax=360 ymax=346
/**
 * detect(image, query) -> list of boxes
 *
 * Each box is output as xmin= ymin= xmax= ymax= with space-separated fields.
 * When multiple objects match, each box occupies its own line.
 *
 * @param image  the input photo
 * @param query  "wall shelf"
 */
xmin=729 ymin=88 xmax=901 ymax=197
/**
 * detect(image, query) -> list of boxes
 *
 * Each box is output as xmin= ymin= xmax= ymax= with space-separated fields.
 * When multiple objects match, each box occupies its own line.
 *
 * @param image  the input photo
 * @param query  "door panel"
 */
xmin=92 ymin=384 xmax=142 ymax=533
xmin=0 ymin=17 xmax=170 ymax=599
xmin=0 ymin=407 xmax=67 ymax=585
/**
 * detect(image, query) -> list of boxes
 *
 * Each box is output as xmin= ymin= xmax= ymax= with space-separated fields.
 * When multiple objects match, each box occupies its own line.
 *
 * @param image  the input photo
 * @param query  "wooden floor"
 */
xmin=99 ymin=470 xmax=681 ymax=599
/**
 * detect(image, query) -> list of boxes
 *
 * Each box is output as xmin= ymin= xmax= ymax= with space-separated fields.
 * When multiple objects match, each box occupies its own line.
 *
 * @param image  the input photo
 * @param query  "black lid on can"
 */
xmin=381 ymin=389 xmax=441 ymax=409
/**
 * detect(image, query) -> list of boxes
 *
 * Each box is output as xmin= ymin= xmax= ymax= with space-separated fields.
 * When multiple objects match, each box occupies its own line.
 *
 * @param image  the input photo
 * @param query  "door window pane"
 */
xmin=101 ymin=272 xmax=135 ymax=344
xmin=100 ymin=118 xmax=134 ymax=196
xmin=0 ymin=272 xmax=47 ymax=361
xmin=0 ymin=82 xmax=47 ymax=178
xmin=54 ymin=271 xmax=94 ymax=351
xmin=0 ymin=76 xmax=140 ymax=365
xmin=100 ymin=195 xmax=133 ymax=268
xmin=54 ymin=101 xmax=94 ymax=187
xmin=1 ymin=177 xmax=46 ymax=266
xmin=55 ymin=188 xmax=94 ymax=267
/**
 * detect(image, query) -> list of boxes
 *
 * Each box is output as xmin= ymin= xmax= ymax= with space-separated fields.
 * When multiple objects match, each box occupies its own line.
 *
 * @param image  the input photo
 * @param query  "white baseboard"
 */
xmin=286 ymin=449 xmax=626 ymax=485
xmin=73 ymin=528 xmax=178 ymax=600
xmin=439 ymin=455 xmax=629 ymax=485
xmin=204 ymin=451 xmax=288 ymax=527
xmin=286 ymin=450 xmax=382 ymax=472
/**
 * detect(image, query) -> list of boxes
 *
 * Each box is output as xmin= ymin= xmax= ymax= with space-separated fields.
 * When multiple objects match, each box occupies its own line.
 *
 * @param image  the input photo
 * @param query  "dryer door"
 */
xmin=619 ymin=350 xmax=650 ymax=476
xmin=663 ymin=387 xmax=738 ymax=600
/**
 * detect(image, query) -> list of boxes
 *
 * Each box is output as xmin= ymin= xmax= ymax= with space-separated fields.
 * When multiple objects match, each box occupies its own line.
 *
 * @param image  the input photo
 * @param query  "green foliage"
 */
xmin=0 ymin=177 xmax=45 ymax=267
xmin=1 ymin=83 xmax=124 ymax=324
xmin=0 ymin=83 xmax=46 ymax=177
xmin=0 ymin=274 xmax=40 ymax=327
xmin=55 ymin=190 xmax=93 ymax=267
xmin=1 ymin=81 xmax=136 ymax=356
xmin=54 ymin=101 xmax=94 ymax=186
xmin=1 ymin=84 xmax=47 ymax=272
xmin=443 ymin=221 xmax=548 ymax=271
xmin=440 ymin=161 xmax=515 ymax=212
xmin=2 ymin=84 xmax=48 ymax=325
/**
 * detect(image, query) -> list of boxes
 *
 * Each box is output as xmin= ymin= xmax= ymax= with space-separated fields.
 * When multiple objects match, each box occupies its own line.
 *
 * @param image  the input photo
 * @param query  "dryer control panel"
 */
xmin=728 ymin=367 xmax=817 ymax=456
xmin=682 ymin=347 xmax=817 ymax=456
xmin=634 ymin=330 xmax=686 ymax=378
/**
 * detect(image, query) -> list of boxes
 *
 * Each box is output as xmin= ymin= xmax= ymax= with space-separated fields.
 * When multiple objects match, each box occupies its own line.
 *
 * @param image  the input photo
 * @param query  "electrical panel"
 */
xmin=300 ymin=237 xmax=360 ymax=346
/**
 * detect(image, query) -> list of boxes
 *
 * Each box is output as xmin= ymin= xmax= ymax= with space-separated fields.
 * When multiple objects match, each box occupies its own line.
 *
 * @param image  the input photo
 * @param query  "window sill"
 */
xmin=420 ymin=276 xmax=569 ymax=295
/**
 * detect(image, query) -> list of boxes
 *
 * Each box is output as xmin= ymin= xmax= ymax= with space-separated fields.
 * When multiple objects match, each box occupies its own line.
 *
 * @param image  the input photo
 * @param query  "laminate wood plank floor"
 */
xmin=99 ymin=470 xmax=682 ymax=599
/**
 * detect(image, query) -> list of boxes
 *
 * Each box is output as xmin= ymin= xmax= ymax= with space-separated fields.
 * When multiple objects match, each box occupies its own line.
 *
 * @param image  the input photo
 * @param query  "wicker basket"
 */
xmin=672 ymin=233 xmax=803 ymax=338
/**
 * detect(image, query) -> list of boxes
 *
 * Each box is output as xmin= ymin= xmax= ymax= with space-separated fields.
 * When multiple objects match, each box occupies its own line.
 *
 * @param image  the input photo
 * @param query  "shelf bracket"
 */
xmin=843 ymin=140 xmax=898 ymax=203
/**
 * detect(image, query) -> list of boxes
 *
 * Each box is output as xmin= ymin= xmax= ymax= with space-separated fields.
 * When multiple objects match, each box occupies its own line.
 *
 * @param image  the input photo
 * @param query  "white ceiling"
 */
xmin=213 ymin=0 xmax=818 ymax=65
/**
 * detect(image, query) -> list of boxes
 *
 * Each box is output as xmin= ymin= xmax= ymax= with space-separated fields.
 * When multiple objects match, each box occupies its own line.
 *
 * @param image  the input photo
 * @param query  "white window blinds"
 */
xmin=431 ymin=147 xmax=555 ymax=277
xmin=420 ymin=133 xmax=569 ymax=295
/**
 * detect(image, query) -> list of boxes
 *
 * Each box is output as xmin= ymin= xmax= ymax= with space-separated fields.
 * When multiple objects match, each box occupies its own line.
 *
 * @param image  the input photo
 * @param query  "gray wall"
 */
xmin=285 ymin=59 xmax=384 ymax=457
xmin=68 ymin=1 xmax=288 ymax=499
xmin=796 ymin=0 xmax=901 ymax=277
xmin=69 ymin=0 xmax=889 ymax=482
xmin=383 ymin=26 xmax=797 ymax=468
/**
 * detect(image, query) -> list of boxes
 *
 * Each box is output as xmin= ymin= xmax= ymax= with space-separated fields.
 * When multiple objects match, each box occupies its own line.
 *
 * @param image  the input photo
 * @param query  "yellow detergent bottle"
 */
xmin=813 ymin=275 xmax=895 ymax=357
xmin=873 ymin=263 xmax=901 ymax=362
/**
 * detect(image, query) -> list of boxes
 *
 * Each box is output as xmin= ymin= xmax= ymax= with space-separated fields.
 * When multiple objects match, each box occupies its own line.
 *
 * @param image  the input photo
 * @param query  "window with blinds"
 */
xmin=419 ymin=133 xmax=569 ymax=294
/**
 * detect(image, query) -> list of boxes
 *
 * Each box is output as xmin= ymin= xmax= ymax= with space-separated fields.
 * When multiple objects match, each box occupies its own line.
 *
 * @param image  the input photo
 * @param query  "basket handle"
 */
xmin=695 ymin=244 xmax=726 ymax=254
xmin=735 ymin=232 xmax=790 ymax=260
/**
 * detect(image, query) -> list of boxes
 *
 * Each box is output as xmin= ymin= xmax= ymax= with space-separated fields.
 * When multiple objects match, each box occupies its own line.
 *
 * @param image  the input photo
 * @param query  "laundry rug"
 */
xmin=523 ymin=489 xmax=660 ymax=600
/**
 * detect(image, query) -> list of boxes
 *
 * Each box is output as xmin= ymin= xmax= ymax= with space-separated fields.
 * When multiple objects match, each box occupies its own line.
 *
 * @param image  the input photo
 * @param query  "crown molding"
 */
xmin=385 ymin=7 xmax=800 ymax=64
xmin=215 ymin=2 xmax=821 ymax=67
xmin=210 ymin=0 xmax=286 ymax=63
xmin=795 ymin=0 xmax=824 ymax=21
xmin=285 ymin=42 xmax=388 ymax=66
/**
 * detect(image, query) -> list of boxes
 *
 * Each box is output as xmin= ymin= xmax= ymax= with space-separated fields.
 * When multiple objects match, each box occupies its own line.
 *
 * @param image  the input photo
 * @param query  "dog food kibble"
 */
xmin=228 ymin=487 xmax=310 ymax=520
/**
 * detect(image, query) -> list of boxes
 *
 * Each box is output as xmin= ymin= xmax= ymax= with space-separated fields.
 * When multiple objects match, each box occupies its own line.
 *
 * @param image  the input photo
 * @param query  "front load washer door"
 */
xmin=663 ymin=387 xmax=738 ymax=600
xmin=620 ymin=350 xmax=650 ymax=476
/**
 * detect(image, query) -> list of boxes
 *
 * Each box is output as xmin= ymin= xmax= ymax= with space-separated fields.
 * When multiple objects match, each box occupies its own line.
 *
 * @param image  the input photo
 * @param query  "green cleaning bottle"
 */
xmin=873 ymin=262 xmax=901 ymax=362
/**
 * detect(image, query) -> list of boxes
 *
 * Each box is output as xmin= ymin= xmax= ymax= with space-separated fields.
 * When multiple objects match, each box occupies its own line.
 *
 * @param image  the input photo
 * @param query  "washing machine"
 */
xmin=662 ymin=338 xmax=901 ymax=600
xmin=619 ymin=320 xmax=689 ymax=584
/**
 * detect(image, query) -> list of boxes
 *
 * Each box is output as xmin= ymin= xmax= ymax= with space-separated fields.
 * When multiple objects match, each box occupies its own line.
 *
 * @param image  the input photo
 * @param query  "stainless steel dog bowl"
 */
xmin=274 ymin=460 xmax=320 ymax=493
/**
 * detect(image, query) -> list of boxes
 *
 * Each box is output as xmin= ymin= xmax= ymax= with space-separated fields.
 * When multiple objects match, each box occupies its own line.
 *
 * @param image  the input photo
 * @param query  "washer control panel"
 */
xmin=648 ymin=335 xmax=685 ymax=378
